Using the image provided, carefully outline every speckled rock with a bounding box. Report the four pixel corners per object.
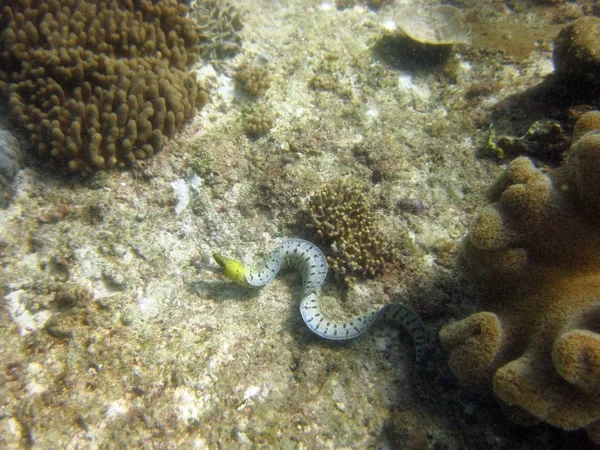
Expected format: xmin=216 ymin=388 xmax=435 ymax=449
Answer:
xmin=0 ymin=125 xmax=23 ymax=208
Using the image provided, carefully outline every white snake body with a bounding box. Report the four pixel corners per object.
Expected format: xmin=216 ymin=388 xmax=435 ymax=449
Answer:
xmin=218 ymin=238 xmax=428 ymax=362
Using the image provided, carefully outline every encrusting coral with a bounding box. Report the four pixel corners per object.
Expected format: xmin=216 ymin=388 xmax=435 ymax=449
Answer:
xmin=439 ymin=111 xmax=600 ymax=442
xmin=0 ymin=0 xmax=207 ymax=173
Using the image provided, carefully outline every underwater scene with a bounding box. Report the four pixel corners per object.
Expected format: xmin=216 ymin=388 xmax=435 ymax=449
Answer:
xmin=1 ymin=0 xmax=600 ymax=448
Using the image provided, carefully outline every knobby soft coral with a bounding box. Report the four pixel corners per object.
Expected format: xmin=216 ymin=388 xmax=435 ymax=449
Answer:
xmin=439 ymin=111 xmax=600 ymax=442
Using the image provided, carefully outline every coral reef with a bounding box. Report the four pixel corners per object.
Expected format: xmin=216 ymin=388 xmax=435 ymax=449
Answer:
xmin=0 ymin=124 xmax=23 ymax=207
xmin=553 ymin=16 xmax=600 ymax=87
xmin=573 ymin=110 xmax=600 ymax=143
xmin=242 ymin=105 xmax=274 ymax=138
xmin=307 ymin=183 xmax=397 ymax=284
xmin=439 ymin=111 xmax=600 ymax=442
xmin=190 ymin=0 xmax=243 ymax=62
xmin=3 ymin=0 xmax=594 ymax=447
xmin=235 ymin=64 xmax=271 ymax=98
xmin=0 ymin=0 xmax=206 ymax=173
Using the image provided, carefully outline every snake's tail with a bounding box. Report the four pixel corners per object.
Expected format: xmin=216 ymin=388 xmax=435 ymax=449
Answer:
xmin=300 ymin=290 xmax=381 ymax=340
xmin=300 ymin=300 xmax=429 ymax=363
xmin=380 ymin=304 xmax=429 ymax=363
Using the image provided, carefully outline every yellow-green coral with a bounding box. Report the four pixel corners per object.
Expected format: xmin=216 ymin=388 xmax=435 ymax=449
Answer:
xmin=307 ymin=183 xmax=396 ymax=284
xmin=0 ymin=0 xmax=205 ymax=173
xmin=440 ymin=111 xmax=600 ymax=443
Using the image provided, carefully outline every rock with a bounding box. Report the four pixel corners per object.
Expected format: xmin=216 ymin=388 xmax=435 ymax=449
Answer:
xmin=0 ymin=125 xmax=23 ymax=208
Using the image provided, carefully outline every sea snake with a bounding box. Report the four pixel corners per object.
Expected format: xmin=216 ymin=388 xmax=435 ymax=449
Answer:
xmin=202 ymin=238 xmax=429 ymax=363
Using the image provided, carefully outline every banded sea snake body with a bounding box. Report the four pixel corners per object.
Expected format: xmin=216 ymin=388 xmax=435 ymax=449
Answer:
xmin=206 ymin=238 xmax=429 ymax=363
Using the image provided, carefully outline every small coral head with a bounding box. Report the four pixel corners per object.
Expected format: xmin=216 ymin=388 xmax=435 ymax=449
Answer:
xmin=212 ymin=253 xmax=251 ymax=288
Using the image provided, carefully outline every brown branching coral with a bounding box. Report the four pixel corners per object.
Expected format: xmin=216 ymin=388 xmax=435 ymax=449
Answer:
xmin=243 ymin=105 xmax=274 ymax=138
xmin=307 ymin=183 xmax=397 ymax=284
xmin=235 ymin=64 xmax=271 ymax=98
xmin=0 ymin=0 xmax=206 ymax=173
xmin=439 ymin=111 xmax=600 ymax=443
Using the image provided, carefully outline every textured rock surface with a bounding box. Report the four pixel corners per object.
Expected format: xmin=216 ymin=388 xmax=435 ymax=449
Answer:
xmin=1 ymin=0 xmax=595 ymax=448
xmin=0 ymin=125 xmax=23 ymax=208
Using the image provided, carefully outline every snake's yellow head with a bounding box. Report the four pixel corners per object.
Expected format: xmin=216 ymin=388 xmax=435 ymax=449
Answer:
xmin=212 ymin=253 xmax=252 ymax=288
